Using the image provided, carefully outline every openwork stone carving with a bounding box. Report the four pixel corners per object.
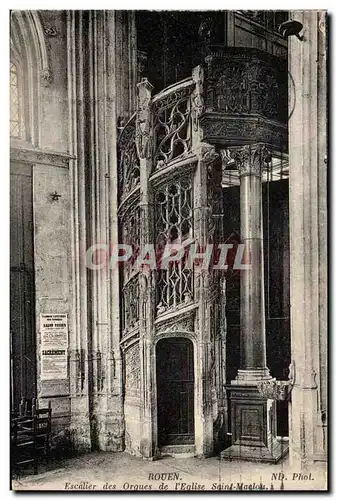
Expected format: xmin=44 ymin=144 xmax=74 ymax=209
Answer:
xmin=120 ymin=203 xmax=140 ymax=282
xmin=155 ymin=176 xmax=193 ymax=313
xmin=118 ymin=114 xmax=140 ymax=198
xmin=153 ymin=80 xmax=194 ymax=168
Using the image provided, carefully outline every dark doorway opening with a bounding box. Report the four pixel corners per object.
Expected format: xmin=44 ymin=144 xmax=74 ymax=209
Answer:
xmin=10 ymin=162 xmax=36 ymax=411
xmin=156 ymin=338 xmax=194 ymax=446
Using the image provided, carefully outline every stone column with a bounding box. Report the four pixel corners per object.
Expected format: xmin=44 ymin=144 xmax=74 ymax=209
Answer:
xmin=92 ymin=10 xmax=125 ymax=452
xmin=136 ymin=78 xmax=155 ymax=459
xmin=234 ymin=144 xmax=271 ymax=383
xmin=67 ymin=10 xmax=91 ymax=451
xmin=288 ymin=11 xmax=327 ymax=470
xmin=194 ymin=142 xmax=218 ymax=458
xmin=67 ymin=10 xmax=131 ymax=453
xmin=221 ymin=144 xmax=287 ymax=463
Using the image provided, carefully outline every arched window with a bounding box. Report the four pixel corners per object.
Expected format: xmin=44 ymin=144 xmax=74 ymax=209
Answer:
xmin=10 ymin=61 xmax=25 ymax=139
xmin=10 ymin=10 xmax=52 ymax=146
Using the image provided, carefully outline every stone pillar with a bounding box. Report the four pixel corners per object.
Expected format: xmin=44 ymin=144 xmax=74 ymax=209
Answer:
xmin=221 ymin=144 xmax=287 ymax=463
xmin=288 ymin=11 xmax=327 ymax=469
xmin=135 ymin=78 xmax=155 ymax=459
xmin=67 ymin=10 xmax=91 ymax=451
xmin=194 ymin=143 xmax=218 ymax=458
xmin=67 ymin=10 xmax=131 ymax=452
xmin=235 ymin=144 xmax=271 ymax=382
xmin=91 ymin=10 xmax=124 ymax=452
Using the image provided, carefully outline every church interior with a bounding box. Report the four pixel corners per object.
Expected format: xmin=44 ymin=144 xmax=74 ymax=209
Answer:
xmin=10 ymin=9 xmax=327 ymax=480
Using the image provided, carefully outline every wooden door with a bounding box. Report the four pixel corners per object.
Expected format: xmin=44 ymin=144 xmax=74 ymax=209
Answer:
xmin=156 ymin=338 xmax=194 ymax=446
xmin=10 ymin=162 xmax=36 ymax=410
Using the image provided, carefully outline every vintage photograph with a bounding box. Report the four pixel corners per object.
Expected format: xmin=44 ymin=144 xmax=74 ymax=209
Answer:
xmin=9 ymin=9 xmax=327 ymax=491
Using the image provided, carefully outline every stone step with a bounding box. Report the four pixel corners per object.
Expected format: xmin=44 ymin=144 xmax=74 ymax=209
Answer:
xmin=160 ymin=444 xmax=195 ymax=457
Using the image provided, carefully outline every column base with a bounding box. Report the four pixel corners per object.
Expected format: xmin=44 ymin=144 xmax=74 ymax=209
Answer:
xmin=232 ymin=368 xmax=272 ymax=385
xmin=222 ymin=384 xmax=288 ymax=464
xmin=221 ymin=439 xmax=289 ymax=463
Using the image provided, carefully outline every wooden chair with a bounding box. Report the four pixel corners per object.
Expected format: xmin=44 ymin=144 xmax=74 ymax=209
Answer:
xmin=18 ymin=399 xmax=29 ymax=417
xmin=32 ymin=401 xmax=52 ymax=465
xmin=11 ymin=400 xmax=52 ymax=475
xmin=11 ymin=415 xmax=38 ymax=474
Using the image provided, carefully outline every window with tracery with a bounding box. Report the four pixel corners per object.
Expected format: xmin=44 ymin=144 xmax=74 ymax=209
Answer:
xmin=10 ymin=62 xmax=25 ymax=139
xmin=155 ymin=177 xmax=194 ymax=312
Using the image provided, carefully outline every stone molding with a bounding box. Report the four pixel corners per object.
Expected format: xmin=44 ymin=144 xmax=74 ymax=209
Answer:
xmin=155 ymin=306 xmax=197 ymax=337
xmin=10 ymin=146 xmax=74 ymax=168
xmin=200 ymin=113 xmax=287 ymax=150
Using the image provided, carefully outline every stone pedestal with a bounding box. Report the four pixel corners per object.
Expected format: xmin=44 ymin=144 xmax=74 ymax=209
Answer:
xmin=221 ymin=144 xmax=284 ymax=462
xmin=222 ymin=386 xmax=288 ymax=462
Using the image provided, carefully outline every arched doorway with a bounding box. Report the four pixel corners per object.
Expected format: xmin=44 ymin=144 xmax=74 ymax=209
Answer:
xmin=156 ymin=337 xmax=194 ymax=446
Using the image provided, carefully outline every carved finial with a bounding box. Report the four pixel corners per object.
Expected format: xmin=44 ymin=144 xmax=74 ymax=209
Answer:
xmin=135 ymin=78 xmax=153 ymax=160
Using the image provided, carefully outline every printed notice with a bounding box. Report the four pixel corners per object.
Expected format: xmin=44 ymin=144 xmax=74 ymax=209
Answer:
xmin=40 ymin=314 xmax=68 ymax=380
xmin=41 ymin=349 xmax=67 ymax=380
xmin=41 ymin=313 xmax=68 ymax=349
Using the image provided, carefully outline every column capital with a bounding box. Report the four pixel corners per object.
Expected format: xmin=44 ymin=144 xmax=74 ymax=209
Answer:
xmin=222 ymin=144 xmax=272 ymax=177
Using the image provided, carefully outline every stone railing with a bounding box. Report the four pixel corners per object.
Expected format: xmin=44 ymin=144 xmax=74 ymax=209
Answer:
xmin=152 ymin=77 xmax=196 ymax=173
xmin=117 ymin=112 xmax=140 ymax=200
xmin=118 ymin=48 xmax=288 ymax=202
xmin=118 ymin=77 xmax=198 ymax=198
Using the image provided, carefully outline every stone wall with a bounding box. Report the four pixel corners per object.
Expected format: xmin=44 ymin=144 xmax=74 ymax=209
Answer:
xmin=288 ymin=10 xmax=327 ymax=467
xmin=10 ymin=9 xmax=137 ymax=455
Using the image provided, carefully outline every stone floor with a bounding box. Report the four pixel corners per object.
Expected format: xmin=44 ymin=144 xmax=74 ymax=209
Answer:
xmin=12 ymin=451 xmax=327 ymax=491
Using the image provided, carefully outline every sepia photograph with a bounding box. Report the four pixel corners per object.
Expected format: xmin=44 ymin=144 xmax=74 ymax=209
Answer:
xmin=9 ymin=8 xmax=328 ymax=491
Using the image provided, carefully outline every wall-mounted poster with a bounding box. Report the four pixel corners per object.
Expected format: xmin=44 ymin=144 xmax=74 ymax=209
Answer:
xmin=41 ymin=349 xmax=67 ymax=381
xmin=40 ymin=314 xmax=68 ymax=380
